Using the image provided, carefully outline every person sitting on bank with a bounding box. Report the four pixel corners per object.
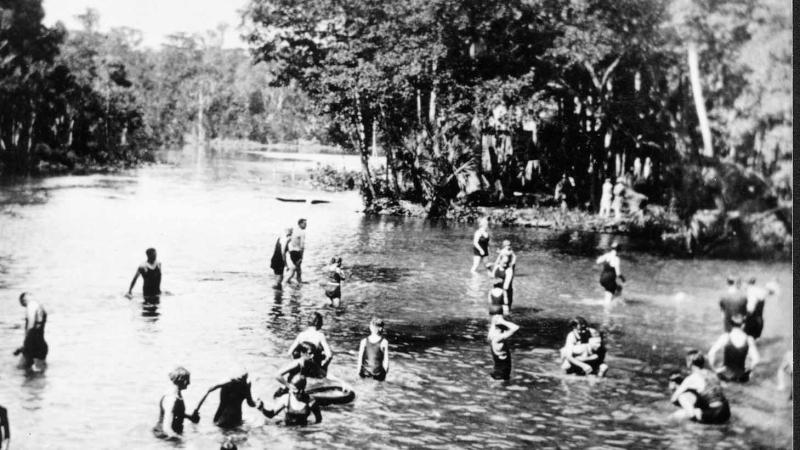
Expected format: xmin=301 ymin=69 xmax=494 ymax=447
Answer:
xmin=323 ymin=257 xmax=346 ymax=307
xmin=153 ymin=367 xmax=199 ymax=440
xmin=488 ymin=315 xmax=520 ymax=380
xmin=669 ymin=350 xmax=730 ymax=424
xmin=194 ymin=368 xmax=258 ymax=429
xmin=258 ymin=375 xmax=322 ymax=426
xmin=487 ymin=281 xmax=510 ymax=318
xmin=356 ymin=318 xmax=389 ymax=381
xmin=287 ymin=312 xmax=333 ymax=378
xmin=127 ymin=247 xmax=162 ymax=304
xmin=707 ymin=314 xmax=760 ymax=383
xmin=14 ymin=292 xmax=48 ymax=371
xmin=560 ymin=317 xmax=608 ymax=376
xmin=270 ymin=228 xmax=292 ymax=289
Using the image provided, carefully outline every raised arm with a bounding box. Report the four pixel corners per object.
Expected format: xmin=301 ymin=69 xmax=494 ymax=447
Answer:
xmin=192 ymin=384 xmax=223 ymax=415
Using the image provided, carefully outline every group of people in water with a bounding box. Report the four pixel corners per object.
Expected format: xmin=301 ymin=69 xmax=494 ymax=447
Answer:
xmin=4 ymin=214 xmax=789 ymax=448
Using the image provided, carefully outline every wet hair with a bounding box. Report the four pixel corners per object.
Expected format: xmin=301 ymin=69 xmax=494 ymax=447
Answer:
xmin=569 ymin=316 xmax=588 ymax=329
xmin=146 ymin=248 xmax=156 ymax=258
xmin=309 ymin=312 xmax=323 ymax=329
xmin=686 ymin=350 xmax=705 ymax=369
xmin=335 ymin=257 xmax=342 ymax=265
xmin=330 ymin=257 xmax=338 ymax=264
xmin=169 ymin=366 xmax=191 ymax=386
xmin=297 ymin=218 xmax=307 ymax=225
xmin=19 ymin=292 xmax=27 ymax=302
xmin=502 ymin=240 xmax=511 ymax=248
xmin=370 ymin=317 xmax=384 ymax=329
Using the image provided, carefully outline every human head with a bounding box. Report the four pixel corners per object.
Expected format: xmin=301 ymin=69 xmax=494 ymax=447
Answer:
xmin=610 ymin=241 xmax=618 ymax=252
xmin=502 ymin=240 xmax=511 ymax=249
xmin=169 ymin=366 xmax=191 ymax=389
xmin=330 ymin=257 xmax=338 ymax=264
xmin=725 ymin=275 xmax=736 ymax=286
xmin=19 ymin=292 xmax=28 ymax=307
xmin=309 ymin=312 xmax=323 ymax=329
xmin=145 ymin=248 xmax=157 ymax=261
xmin=285 ymin=227 xmax=293 ymax=236
xmin=297 ymin=218 xmax=307 ymax=230
xmin=479 ymin=217 xmax=489 ymax=228
xmin=369 ymin=317 xmax=384 ymax=335
xmin=685 ymin=350 xmax=705 ymax=369
xmin=569 ymin=316 xmax=588 ymax=332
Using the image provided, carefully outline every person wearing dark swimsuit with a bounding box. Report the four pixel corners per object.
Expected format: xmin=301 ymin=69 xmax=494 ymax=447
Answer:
xmin=670 ymin=350 xmax=731 ymax=424
xmin=491 ymin=253 xmax=514 ymax=308
xmin=488 ymin=315 xmax=520 ymax=380
xmin=357 ymin=318 xmax=389 ymax=381
xmin=259 ymin=375 xmax=321 ymax=426
xmin=153 ymin=367 xmax=199 ymax=440
xmin=744 ymin=278 xmax=777 ymax=339
xmin=708 ymin=314 xmax=760 ymax=382
xmin=14 ymin=292 xmax=48 ymax=371
xmin=270 ymin=228 xmax=292 ymax=289
xmin=471 ymin=218 xmax=490 ymax=272
xmin=194 ymin=369 xmax=258 ymax=428
xmin=596 ymin=242 xmax=623 ymax=304
xmin=487 ymin=281 xmax=509 ymax=317
xmin=127 ymin=248 xmax=162 ymax=304
xmin=719 ymin=276 xmax=747 ymax=332
xmin=324 ymin=257 xmax=345 ymax=307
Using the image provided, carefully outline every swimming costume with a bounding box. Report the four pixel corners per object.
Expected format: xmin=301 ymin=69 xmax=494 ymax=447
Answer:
xmin=359 ymin=337 xmax=386 ymax=381
xmin=153 ymin=394 xmax=185 ymax=437
xmin=325 ymin=267 xmax=342 ymax=299
xmin=744 ymin=299 xmax=765 ymax=339
xmin=488 ymin=289 xmax=505 ymax=316
xmin=284 ymin=394 xmax=311 ymax=426
xmin=270 ymin=238 xmax=286 ymax=275
xmin=599 ymin=263 xmax=618 ymax=293
xmin=213 ymin=380 xmax=251 ymax=428
xmin=289 ymin=250 xmax=303 ymax=266
xmin=717 ymin=335 xmax=750 ymax=382
xmin=473 ymin=232 xmax=489 ymax=256
xmin=490 ymin=344 xmax=511 ymax=380
xmin=140 ymin=263 xmax=161 ymax=300
xmin=719 ymin=293 xmax=747 ymax=332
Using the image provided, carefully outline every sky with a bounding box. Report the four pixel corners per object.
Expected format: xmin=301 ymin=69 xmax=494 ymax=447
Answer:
xmin=42 ymin=0 xmax=249 ymax=48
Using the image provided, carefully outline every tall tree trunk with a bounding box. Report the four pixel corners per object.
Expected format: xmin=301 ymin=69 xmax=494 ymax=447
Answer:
xmin=687 ymin=42 xmax=713 ymax=158
xmin=353 ymin=90 xmax=376 ymax=201
xmin=26 ymin=110 xmax=36 ymax=153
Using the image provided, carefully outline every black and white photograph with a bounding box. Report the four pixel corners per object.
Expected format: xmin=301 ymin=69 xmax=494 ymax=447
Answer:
xmin=0 ymin=0 xmax=793 ymax=448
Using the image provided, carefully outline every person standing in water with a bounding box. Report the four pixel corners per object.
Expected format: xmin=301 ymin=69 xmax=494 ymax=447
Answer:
xmin=470 ymin=218 xmax=490 ymax=272
xmin=194 ymin=368 xmax=259 ymax=428
xmin=285 ymin=219 xmax=307 ymax=284
xmin=0 ymin=404 xmax=9 ymax=450
xmin=707 ymin=314 xmax=760 ymax=382
xmin=127 ymin=248 xmax=162 ymax=304
xmin=719 ymin=276 xmax=747 ymax=332
xmin=743 ymin=278 xmax=777 ymax=339
xmin=153 ymin=367 xmax=199 ymax=440
xmin=599 ymin=178 xmax=613 ymax=218
xmin=323 ymin=257 xmax=345 ymax=307
xmin=776 ymin=350 xmax=793 ymax=399
xmin=287 ymin=312 xmax=333 ymax=378
xmin=596 ymin=242 xmax=624 ymax=304
xmin=487 ymin=281 xmax=510 ymax=318
xmin=258 ymin=375 xmax=322 ymax=426
xmin=356 ymin=317 xmax=390 ymax=381
xmin=490 ymin=248 xmax=515 ymax=308
xmin=13 ymin=292 xmax=48 ymax=371
xmin=270 ymin=228 xmax=293 ymax=289
xmin=669 ymin=350 xmax=730 ymax=424
xmin=488 ymin=315 xmax=520 ymax=380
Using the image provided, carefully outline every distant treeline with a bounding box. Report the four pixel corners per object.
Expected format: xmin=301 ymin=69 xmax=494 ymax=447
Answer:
xmin=245 ymin=0 xmax=792 ymax=217
xmin=0 ymin=4 xmax=322 ymax=174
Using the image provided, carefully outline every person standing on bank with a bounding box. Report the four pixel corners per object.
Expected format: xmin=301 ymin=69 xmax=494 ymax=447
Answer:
xmin=153 ymin=367 xmax=199 ymax=440
xmin=488 ymin=315 xmax=520 ymax=380
xmin=596 ymin=242 xmax=624 ymax=304
xmin=285 ymin=219 xmax=307 ymax=284
xmin=356 ymin=318 xmax=390 ymax=381
xmin=127 ymin=248 xmax=162 ymax=304
xmin=14 ymin=292 xmax=48 ymax=371
xmin=471 ymin=218 xmax=490 ymax=272
xmin=270 ymin=228 xmax=293 ymax=289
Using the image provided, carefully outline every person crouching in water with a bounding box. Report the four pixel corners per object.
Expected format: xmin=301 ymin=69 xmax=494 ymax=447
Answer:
xmin=323 ymin=257 xmax=345 ymax=307
xmin=153 ymin=367 xmax=199 ymax=440
xmin=669 ymin=350 xmax=730 ymax=424
xmin=356 ymin=317 xmax=389 ymax=381
xmin=194 ymin=368 xmax=259 ymax=429
xmin=596 ymin=242 xmax=624 ymax=304
xmin=488 ymin=315 xmax=520 ymax=380
xmin=560 ymin=317 xmax=608 ymax=376
xmin=707 ymin=314 xmax=760 ymax=382
xmin=14 ymin=292 xmax=48 ymax=371
xmin=258 ymin=375 xmax=321 ymax=426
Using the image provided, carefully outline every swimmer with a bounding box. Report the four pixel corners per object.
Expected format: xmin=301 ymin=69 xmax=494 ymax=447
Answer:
xmin=488 ymin=315 xmax=520 ymax=380
xmin=470 ymin=218 xmax=490 ymax=272
xmin=487 ymin=281 xmax=509 ymax=317
xmin=285 ymin=218 xmax=307 ymax=283
xmin=220 ymin=437 xmax=238 ymax=450
xmin=258 ymin=375 xmax=322 ymax=426
xmin=596 ymin=242 xmax=624 ymax=304
xmin=669 ymin=350 xmax=730 ymax=424
xmin=270 ymin=228 xmax=293 ymax=289
xmin=776 ymin=350 xmax=792 ymax=399
xmin=490 ymin=252 xmax=515 ymax=308
xmin=153 ymin=367 xmax=199 ymax=439
xmin=323 ymin=257 xmax=345 ymax=307
xmin=287 ymin=312 xmax=332 ymax=378
xmin=0 ymin=404 xmax=8 ymax=450
xmin=194 ymin=368 xmax=258 ymax=428
xmin=356 ymin=318 xmax=389 ymax=381
xmin=743 ymin=278 xmax=776 ymax=339
xmin=707 ymin=314 xmax=760 ymax=383
xmin=127 ymin=248 xmax=162 ymax=304
xmin=13 ymin=292 xmax=48 ymax=371
xmin=560 ymin=317 xmax=608 ymax=376
xmin=497 ymin=239 xmax=517 ymax=268
xmin=719 ymin=275 xmax=747 ymax=332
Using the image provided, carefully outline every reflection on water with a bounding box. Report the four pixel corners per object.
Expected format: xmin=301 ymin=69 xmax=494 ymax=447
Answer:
xmin=0 ymin=148 xmax=792 ymax=449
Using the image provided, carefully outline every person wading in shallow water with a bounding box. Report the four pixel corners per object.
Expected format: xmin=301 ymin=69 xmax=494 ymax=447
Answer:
xmin=153 ymin=367 xmax=199 ymax=440
xmin=719 ymin=276 xmax=747 ymax=332
xmin=707 ymin=314 xmax=760 ymax=383
xmin=194 ymin=368 xmax=259 ymax=428
xmin=287 ymin=312 xmax=333 ymax=378
xmin=470 ymin=217 xmax=490 ymax=272
xmin=488 ymin=315 xmax=520 ymax=380
xmin=14 ymin=292 xmax=48 ymax=371
xmin=127 ymin=248 xmax=162 ymax=304
xmin=285 ymin=219 xmax=307 ymax=284
xmin=669 ymin=350 xmax=730 ymax=424
xmin=356 ymin=317 xmax=389 ymax=381
xmin=596 ymin=242 xmax=624 ymax=304
xmin=270 ymin=228 xmax=292 ymax=289
xmin=490 ymin=250 xmax=515 ymax=310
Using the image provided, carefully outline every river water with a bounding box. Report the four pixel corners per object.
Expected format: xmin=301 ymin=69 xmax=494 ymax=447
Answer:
xmin=0 ymin=148 xmax=792 ymax=449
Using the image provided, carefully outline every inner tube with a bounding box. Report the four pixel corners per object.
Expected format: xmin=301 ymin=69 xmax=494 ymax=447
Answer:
xmin=306 ymin=381 xmax=355 ymax=405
